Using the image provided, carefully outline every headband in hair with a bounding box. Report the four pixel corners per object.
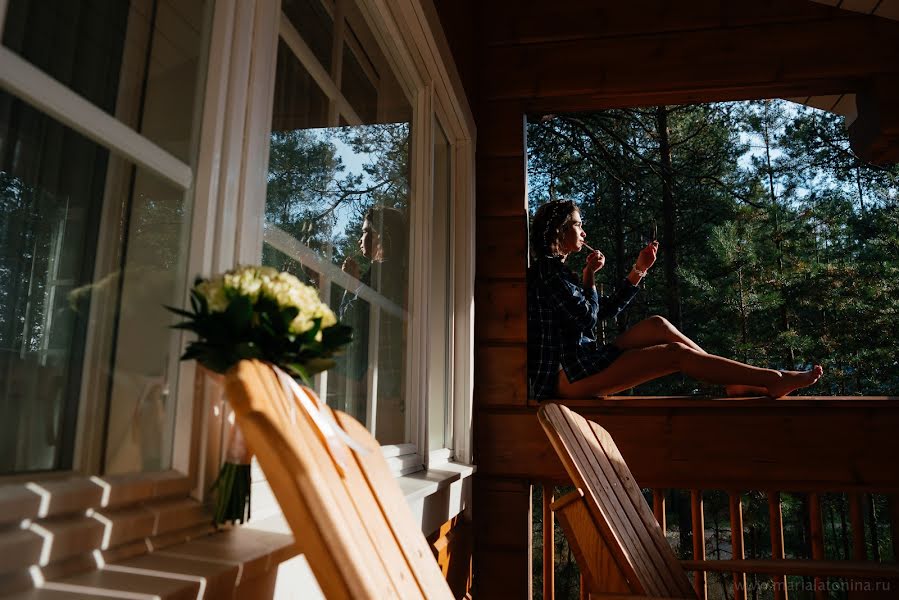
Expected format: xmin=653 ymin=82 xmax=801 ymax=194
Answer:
xmin=539 ymin=201 xmax=575 ymax=254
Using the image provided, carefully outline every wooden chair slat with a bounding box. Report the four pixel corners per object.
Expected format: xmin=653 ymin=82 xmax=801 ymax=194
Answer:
xmin=589 ymin=420 xmax=695 ymax=598
xmin=225 ymin=360 xmax=453 ymax=599
xmin=317 ymin=413 xmax=423 ymax=599
xmin=540 ymin=403 xmax=659 ymax=595
xmin=539 ymin=402 xmax=699 ymax=599
xmin=562 ymin=409 xmax=671 ymax=596
xmin=227 ymin=362 xmax=383 ymax=599
xmin=336 ymin=413 xmax=455 ymax=599
xmin=260 ymin=364 xmax=400 ymax=599
xmin=580 ymin=413 xmax=690 ymax=596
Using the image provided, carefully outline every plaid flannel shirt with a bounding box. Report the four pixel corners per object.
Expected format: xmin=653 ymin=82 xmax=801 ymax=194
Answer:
xmin=527 ymin=255 xmax=639 ymax=399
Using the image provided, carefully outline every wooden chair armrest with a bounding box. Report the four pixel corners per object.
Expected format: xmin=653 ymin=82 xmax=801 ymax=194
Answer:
xmin=549 ymin=488 xmax=584 ymax=512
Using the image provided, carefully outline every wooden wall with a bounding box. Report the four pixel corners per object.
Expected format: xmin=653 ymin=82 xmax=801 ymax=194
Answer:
xmin=427 ymin=516 xmax=474 ymax=599
xmin=432 ymin=0 xmax=899 ymax=597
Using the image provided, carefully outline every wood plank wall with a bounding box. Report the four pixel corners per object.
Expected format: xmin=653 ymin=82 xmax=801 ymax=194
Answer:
xmin=427 ymin=516 xmax=474 ymax=599
xmin=432 ymin=0 xmax=899 ymax=597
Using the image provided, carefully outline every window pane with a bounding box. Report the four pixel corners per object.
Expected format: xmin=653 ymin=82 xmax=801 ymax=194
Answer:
xmin=0 ymin=92 xmax=104 ymax=473
xmin=428 ymin=118 xmax=452 ymax=451
xmin=272 ymin=39 xmax=329 ymax=130
xmin=265 ymin=20 xmax=412 ymax=444
xmin=0 ymin=95 xmax=196 ymax=474
xmin=282 ymin=0 xmax=334 ymax=73
xmin=2 ymin=0 xmax=210 ymax=163
xmin=102 ymin=168 xmax=192 ymax=474
xmin=0 ymin=0 xmax=210 ymax=475
xmin=342 ymin=42 xmax=377 ymax=123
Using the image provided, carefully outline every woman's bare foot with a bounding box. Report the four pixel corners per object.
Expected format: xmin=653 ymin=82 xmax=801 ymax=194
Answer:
xmin=765 ymin=365 xmax=824 ymax=398
xmin=725 ymin=384 xmax=769 ymax=397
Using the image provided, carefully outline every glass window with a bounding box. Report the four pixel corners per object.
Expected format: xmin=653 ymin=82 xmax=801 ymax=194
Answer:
xmin=2 ymin=0 xmax=210 ymax=163
xmin=0 ymin=0 xmax=210 ymax=475
xmin=281 ymin=0 xmax=334 ymax=73
xmin=428 ymin=118 xmax=452 ymax=451
xmin=263 ymin=3 xmax=414 ymax=445
xmin=342 ymin=41 xmax=378 ymax=123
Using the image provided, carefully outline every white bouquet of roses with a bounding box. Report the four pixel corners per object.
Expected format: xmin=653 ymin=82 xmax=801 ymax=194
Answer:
xmin=169 ymin=265 xmax=352 ymax=382
xmin=167 ymin=266 xmax=351 ymax=524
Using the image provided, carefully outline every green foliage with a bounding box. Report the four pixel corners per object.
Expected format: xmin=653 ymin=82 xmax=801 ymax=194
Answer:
xmin=209 ymin=462 xmax=251 ymax=525
xmin=527 ymin=100 xmax=899 ymax=395
xmin=528 ymin=100 xmax=899 ymax=598
xmin=168 ymin=274 xmax=352 ymax=384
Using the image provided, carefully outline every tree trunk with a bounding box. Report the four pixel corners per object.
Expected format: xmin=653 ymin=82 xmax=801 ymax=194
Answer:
xmin=855 ymin=164 xmax=867 ymax=217
xmin=827 ymin=498 xmax=842 ymax=559
xmin=761 ymin=106 xmax=794 ymax=366
xmin=868 ymin=494 xmax=880 ymax=561
xmin=738 ymin=268 xmax=748 ymax=361
xmin=655 ymin=105 xmax=682 ymax=328
xmin=840 ymin=495 xmax=851 ymax=560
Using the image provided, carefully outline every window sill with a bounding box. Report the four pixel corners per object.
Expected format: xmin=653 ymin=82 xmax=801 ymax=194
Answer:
xmin=396 ymin=460 xmax=474 ymax=503
xmin=397 ymin=461 xmax=474 ymax=537
xmin=248 ymin=460 xmax=475 ymax=541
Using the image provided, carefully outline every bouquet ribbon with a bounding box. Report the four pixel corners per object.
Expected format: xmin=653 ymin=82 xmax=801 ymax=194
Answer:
xmin=272 ymin=365 xmax=368 ymax=477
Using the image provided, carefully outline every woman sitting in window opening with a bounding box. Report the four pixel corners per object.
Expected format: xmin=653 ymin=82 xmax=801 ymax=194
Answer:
xmin=527 ymin=199 xmax=823 ymax=400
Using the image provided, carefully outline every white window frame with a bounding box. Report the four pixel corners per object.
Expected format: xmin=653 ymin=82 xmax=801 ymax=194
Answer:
xmin=0 ymin=0 xmax=474 ymax=500
xmin=234 ymin=0 xmax=475 ymax=474
xmin=0 ymin=0 xmax=231 ymax=494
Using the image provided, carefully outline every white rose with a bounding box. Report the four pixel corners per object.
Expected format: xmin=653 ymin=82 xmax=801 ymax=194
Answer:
xmin=197 ymin=278 xmax=228 ymax=313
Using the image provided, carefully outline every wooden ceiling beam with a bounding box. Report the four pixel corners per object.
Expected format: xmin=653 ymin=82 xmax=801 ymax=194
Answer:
xmin=849 ymin=76 xmax=899 ymax=164
xmin=522 ymin=81 xmax=858 ymax=114
xmin=481 ymin=0 xmax=845 ymax=47
xmin=480 ymin=16 xmax=899 ymax=106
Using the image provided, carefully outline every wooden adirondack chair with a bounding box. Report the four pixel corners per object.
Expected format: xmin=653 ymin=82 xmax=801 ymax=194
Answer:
xmin=538 ymin=402 xmax=697 ymax=599
xmin=224 ymin=359 xmax=454 ymax=600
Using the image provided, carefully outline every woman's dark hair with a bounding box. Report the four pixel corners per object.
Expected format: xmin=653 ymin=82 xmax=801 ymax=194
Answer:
xmin=365 ymin=205 xmax=407 ymax=261
xmin=530 ymin=199 xmax=578 ymax=258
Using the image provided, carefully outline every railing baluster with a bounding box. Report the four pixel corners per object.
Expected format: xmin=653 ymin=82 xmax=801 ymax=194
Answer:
xmin=729 ymin=492 xmax=748 ymax=600
xmin=653 ymin=488 xmax=666 ymax=531
xmin=808 ymin=492 xmax=827 ymax=600
xmin=691 ymin=490 xmax=707 ymax=600
xmin=543 ymin=482 xmax=554 ymax=600
xmin=579 ymin=572 xmax=587 ymax=600
xmin=768 ymin=491 xmax=788 ymax=600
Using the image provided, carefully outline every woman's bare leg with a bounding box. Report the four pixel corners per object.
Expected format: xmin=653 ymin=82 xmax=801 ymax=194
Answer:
xmin=612 ymin=316 xmax=771 ymax=397
xmin=557 ymin=342 xmax=823 ymax=398
xmin=613 ymin=315 xmax=705 ymax=352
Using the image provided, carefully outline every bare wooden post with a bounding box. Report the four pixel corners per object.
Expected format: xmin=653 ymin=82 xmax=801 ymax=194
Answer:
xmin=543 ymin=483 xmax=554 ymax=600
xmin=729 ymin=492 xmax=748 ymax=600
xmin=808 ymin=492 xmax=827 ymax=600
xmin=768 ymin=491 xmax=788 ymax=600
xmin=654 ymin=488 xmax=667 ymax=531
xmin=579 ymin=572 xmax=587 ymax=600
xmin=691 ymin=490 xmax=707 ymax=600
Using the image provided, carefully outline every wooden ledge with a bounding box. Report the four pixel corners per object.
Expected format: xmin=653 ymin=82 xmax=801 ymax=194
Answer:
xmin=532 ymin=396 xmax=899 ymax=410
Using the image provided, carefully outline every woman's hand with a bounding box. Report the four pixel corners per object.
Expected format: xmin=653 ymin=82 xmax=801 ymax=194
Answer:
xmin=635 ymin=241 xmax=659 ymax=271
xmin=583 ymin=250 xmax=606 ymax=275
xmin=342 ymin=256 xmax=360 ymax=280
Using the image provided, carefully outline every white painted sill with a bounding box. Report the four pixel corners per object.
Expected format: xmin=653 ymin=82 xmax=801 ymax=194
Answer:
xmin=248 ymin=460 xmax=475 ymax=539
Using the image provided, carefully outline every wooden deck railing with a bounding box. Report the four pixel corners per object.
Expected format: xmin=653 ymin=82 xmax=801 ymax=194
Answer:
xmin=528 ymin=397 xmax=899 ymax=600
